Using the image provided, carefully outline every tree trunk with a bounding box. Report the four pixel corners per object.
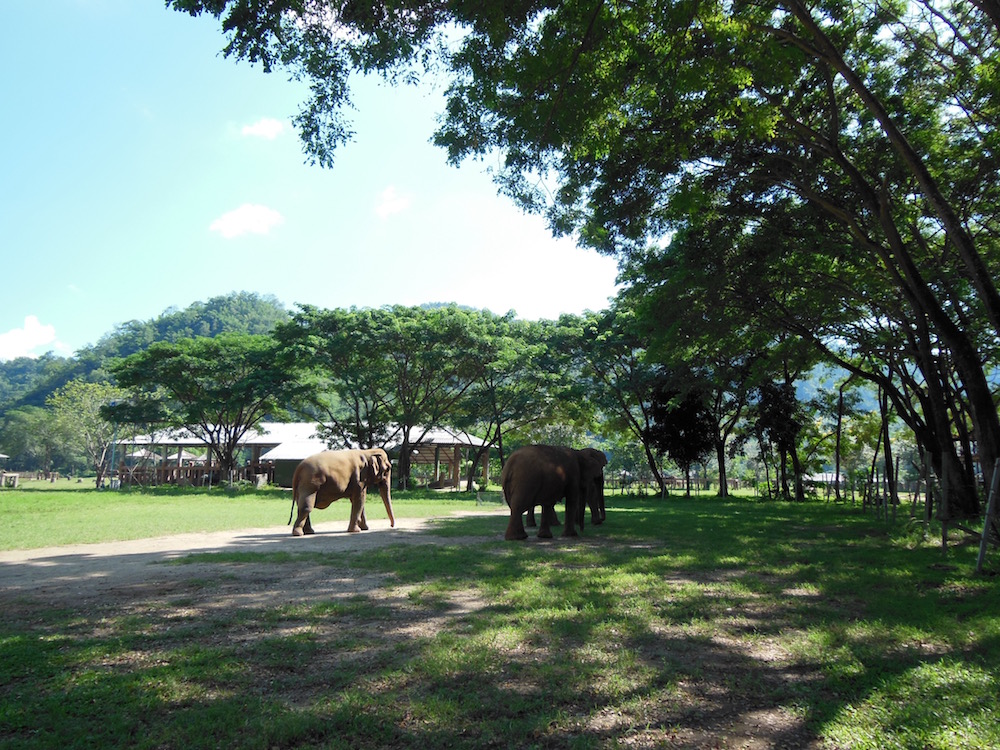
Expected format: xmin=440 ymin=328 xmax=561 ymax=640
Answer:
xmin=716 ymin=438 xmax=729 ymax=498
xmin=642 ymin=442 xmax=665 ymax=495
xmin=778 ymin=448 xmax=791 ymax=501
xmin=396 ymin=436 xmax=412 ymax=491
xmin=880 ymin=387 xmax=895 ymax=512
xmin=834 ymin=377 xmax=852 ymax=503
xmin=789 ymin=444 xmax=805 ymax=502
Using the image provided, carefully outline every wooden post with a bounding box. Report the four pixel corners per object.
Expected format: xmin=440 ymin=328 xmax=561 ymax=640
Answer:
xmin=976 ymin=459 xmax=1000 ymax=574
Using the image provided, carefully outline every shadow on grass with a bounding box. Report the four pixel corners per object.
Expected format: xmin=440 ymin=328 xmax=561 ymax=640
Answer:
xmin=0 ymin=496 xmax=997 ymax=749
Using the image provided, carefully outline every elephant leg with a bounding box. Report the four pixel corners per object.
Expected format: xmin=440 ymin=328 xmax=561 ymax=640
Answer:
xmin=562 ymin=489 xmax=581 ymax=538
xmin=347 ymin=490 xmax=367 ymax=533
xmin=542 ymin=505 xmax=561 ymax=528
xmin=538 ymin=503 xmax=555 ymax=538
xmin=525 ymin=506 xmax=537 ymax=527
xmin=358 ymin=507 xmax=369 ymax=531
xmin=292 ymin=492 xmax=317 ymax=536
xmin=505 ymin=499 xmax=529 ymax=541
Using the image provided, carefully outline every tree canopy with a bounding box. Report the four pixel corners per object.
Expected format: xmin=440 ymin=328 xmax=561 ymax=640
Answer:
xmin=106 ymin=333 xmax=305 ymax=477
xmin=276 ymin=305 xmax=549 ymax=488
xmin=168 ymin=0 xmax=1000 ymax=520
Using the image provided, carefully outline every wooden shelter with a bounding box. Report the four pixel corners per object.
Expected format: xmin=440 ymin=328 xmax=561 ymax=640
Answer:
xmin=115 ymin=422 xmax=323 ymax=486
xmin=118 ymin=422 xmax=491 ymax=488
xmin=259 ymin=423 xmax=490 ymax=489
xmin=392 ymin=426 xmax=490 ymax=490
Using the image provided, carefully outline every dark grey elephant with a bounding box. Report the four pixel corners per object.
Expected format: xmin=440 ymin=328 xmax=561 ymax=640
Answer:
xmin=501 ymin=444 xmax=608 ymax=540
xmin=289 ymin=448 xmax=395 ymax=535
xmin=575 ymin=447 xmax=608 ymax=526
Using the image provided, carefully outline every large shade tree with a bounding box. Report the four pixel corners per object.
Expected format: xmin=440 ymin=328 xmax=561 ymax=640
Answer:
xmin=172 ymin=0 xmax=1000 ymax=520
xmin=277 ymin=305 xmax=492 ymax=489
xmin=453 ymin=315 xmax=561 ymax=479
xmin=276 ymin=305 xmax=397 ymax=449
xmin=107 ymin=333 xmax=305 ymax=479
xmin=646 ymin=376 xmax=717 ymax=496
xmin=557 ymin=309 xmax=666 ymax=490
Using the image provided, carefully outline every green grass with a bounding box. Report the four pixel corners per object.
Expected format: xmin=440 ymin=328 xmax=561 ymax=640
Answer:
xmin=0 ymin=479 xmax=490 ymax=549
xmin=1 ymin=487 xmax=998 ymax=748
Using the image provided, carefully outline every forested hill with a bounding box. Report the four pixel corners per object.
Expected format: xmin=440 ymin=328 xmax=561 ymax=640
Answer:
xmin=0 ymin=292 xmax=288 ymax=412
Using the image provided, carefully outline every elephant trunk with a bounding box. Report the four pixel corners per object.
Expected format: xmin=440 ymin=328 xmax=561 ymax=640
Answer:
xmin=380 ymin=481 xmax=396 ymax=527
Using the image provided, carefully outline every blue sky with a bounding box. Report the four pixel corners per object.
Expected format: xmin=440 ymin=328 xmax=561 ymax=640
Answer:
xmin=0 ymin=1 xmax=620 ymax=361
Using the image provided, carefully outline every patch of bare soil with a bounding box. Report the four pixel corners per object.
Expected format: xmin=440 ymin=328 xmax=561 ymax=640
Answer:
xmin=0 ymin=514 xmax=454 ymax=607
xmin=0 ymin=509 xmax=827 ymax=749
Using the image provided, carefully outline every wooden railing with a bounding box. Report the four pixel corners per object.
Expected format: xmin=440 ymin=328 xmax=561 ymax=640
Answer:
xmin=115 ymin=462 xmax=275 ymax=487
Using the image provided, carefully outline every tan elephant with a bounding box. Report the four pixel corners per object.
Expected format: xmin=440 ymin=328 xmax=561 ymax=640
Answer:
xmin=501 ymin=444 xmax=607 ymax=540
xmin=289 ymin=448 xmax=395 ymax=535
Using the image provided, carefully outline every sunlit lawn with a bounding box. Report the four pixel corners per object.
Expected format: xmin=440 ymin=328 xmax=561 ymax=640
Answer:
xmin=0 ymin=478 xmax=491 ymax=550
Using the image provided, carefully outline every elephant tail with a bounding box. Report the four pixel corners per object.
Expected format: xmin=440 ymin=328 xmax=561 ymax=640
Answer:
xmin=288 ymin=473 xmax=298 ymax=525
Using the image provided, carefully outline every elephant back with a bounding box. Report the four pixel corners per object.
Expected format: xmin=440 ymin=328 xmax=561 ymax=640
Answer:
xmin=502 ymin=444 xmax=580 ymax=488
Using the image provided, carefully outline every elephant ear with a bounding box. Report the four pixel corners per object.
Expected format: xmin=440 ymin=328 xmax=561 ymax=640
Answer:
xmin=590 ymin=449 xmax=607 ymax=469
xmin=370 ymin=452 xmax=390 ymax=482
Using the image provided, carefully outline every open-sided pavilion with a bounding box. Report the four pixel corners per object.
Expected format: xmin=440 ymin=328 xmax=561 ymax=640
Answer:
xmin=117 ymin=422 xmax=490 ymax=488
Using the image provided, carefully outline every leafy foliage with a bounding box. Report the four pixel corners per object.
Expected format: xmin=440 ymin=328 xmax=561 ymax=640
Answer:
xmin=645 ymin=377 xmax=717 ymax=493
xmin=107 ymin=333 xmax=306 ymax=477
xmin=277 ymin=305 xmax=556 ymax=488
xmin=164 ymin=1 xmax=1000 ymax=519
xmin=47 ymin=380 xmax=129 ymax=487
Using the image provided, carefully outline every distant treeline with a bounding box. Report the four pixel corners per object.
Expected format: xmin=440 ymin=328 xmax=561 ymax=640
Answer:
xmin=0 ymin=292 xmax=289 ymax=412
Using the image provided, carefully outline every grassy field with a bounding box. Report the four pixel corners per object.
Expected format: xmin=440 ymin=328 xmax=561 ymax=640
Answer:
xmin=0 ymin=478 xmax=485 ymax=550
xmin=1 ymin=481 xmax=998 ymax=748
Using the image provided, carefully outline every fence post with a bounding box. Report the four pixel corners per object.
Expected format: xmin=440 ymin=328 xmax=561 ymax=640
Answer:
xmin=976 ymin=459 xmax=1000 ymax=574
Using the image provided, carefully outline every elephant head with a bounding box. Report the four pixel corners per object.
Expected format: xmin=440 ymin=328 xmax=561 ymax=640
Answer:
xmin=575 ymin=448 xmax=608 ymax=526
xmin=363 ymin=448 xmax=394 ymax=523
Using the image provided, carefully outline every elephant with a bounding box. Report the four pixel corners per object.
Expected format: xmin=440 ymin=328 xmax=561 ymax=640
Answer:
xmin=289 ymin=448 xmax=395 ymax=536
xmin=501 ymin=444 xmax=608 ymax=541
xmin=525 ymin=447 xmax=608 ymax=530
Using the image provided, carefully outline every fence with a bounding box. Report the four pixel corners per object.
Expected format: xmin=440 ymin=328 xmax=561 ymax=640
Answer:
xmin=115 ymin=462 xmax=275 ymax=487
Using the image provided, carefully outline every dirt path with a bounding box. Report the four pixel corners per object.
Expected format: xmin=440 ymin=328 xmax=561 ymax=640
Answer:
xmin=0 ymin=510 xmax=508 ymax=605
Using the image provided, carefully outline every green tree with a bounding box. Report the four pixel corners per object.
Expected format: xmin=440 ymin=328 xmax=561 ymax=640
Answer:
xmin=560 ymin=309 xmax=665 ymax=489
xmin=171 ymin=0 xmax=1000 ymax=520
xmin=0 ymin=405 xmax=71 ymax=474
xmin=646 ymin=378 xmax=717 ymax=496
xmin=751 ymin=380 xmax=807 ymax=501
xmin=107 ymin=333 xmax=304 ymax=480
xmin=278 ymin=305 xmax=492 ymax=489
xmin=453 ymin=315 xmax=557 ymax=484
xmin=276 ymin=306 xmax=396 ymax=449
xmin=47 ymin=380 xmax=129 ymax=488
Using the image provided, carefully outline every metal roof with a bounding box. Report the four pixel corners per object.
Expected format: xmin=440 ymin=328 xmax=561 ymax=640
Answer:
xmin=124 ymin=422 xmax=488 ymax=461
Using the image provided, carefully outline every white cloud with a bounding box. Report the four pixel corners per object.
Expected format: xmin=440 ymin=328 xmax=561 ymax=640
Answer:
xmin=0 ymin=315 xmax=58 ymax=361
xmin=241 ymin=117 xmax=286 ymax=139
xmin=209 ymin=204 xmax=285 ymax=239
xmin=375 ymin=186 xmax=412 ymax=219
